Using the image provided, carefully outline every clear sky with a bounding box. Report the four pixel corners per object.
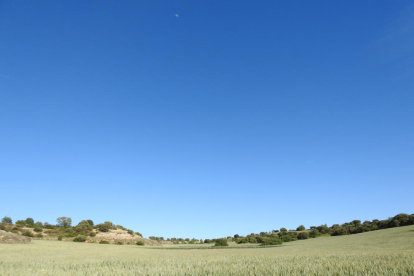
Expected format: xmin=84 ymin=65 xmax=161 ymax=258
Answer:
xmin=1 ymin=1 xmax=413 ymax=239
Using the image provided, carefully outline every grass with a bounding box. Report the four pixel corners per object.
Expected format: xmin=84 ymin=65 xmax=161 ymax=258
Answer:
xmin=0 ymin=225 xmax=413 ymax=275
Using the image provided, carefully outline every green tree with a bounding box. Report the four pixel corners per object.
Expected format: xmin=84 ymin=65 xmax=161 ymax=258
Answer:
xmin=56 ymin=217 xmax=72 ymax=227
xmin=1 ymin=216 xmax=12 ymax=224
xmin=280 ymin=227 xmax=287 ymax=232
xmin=296 ymin=225 xmax=305 ymax=231
xmin=215 ymin=239 xmax=228 ymax=246
xmin=25 ymin=217 xmax=34 ymax=225
xmin=75 ymin=220 xmax=93 ymax=233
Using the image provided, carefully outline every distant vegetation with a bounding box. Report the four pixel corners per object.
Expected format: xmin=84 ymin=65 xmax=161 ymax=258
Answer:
xmin=1 ymin=213 xmax=413 ymax=246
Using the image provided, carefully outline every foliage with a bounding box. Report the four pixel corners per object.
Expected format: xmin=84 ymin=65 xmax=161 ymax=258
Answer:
xmin=215 ymin=239 xmax=228 ymax=246
xmin=1 ymin=216 xmax=12 ymax=224
xmin=21 ymin=230 xmax=34 ymax=237
xmin=33 ymin=226 xmax=43 ymax=233
xmin=280 ymin=227 xmax=287 ymax=232
xmin=56 ymin=217 xmax=72 ymax=228
xmin=309 ymin=229 xmax=320 ymax=238
xmin=99 ymin=240 xmax=110 ymax=244
xmin=136 ymin=240 xmax=145 ymax=246
xmin=57 ymin=235 xmax=63 ymax=241
xmin=73 ymin=235 xmax=87 ymax=242
xmin=115 ymin=240 xmax=124 ymax=245
xmin=261 ymin=237 xmax=283 ymax=246
xmin=25 ymin=218 xmax=34 ymax=225
xmin=297 ymin=232 xmax=309 ymax=240
xmin=296 ymin=225 xmax=306 ymax=231
xmin=89 ymin=231 xmax=96 ymax=237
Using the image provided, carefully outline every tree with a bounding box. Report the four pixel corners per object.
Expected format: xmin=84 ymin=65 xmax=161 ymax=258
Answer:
xmin=215 ymin=239 xmax=228 ymax=246
xmin=56 ymin=217 xmax=72 ymax=227
xmin=309 ymin=229 xmax=320 ymax=238
xmin=25 ymin=217 xmax=34 ymax=225
xmin=75 ymin=220 xmax=93 ymax=233
xmin=296 ymin=225 xmax=305 ymax=231
xmin=280 ymin=227 xmax=287 ymax=232
xmin=1 ymin=216 xmax=12 ymax=224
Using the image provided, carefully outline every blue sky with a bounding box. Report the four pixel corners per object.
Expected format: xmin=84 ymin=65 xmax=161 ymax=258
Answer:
xmin=1 ymin=1 xmax=413 ymax=239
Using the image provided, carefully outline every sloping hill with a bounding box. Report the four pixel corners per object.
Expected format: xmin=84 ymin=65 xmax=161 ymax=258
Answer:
xmin=0 ymin=230 xmax=31 ymax=244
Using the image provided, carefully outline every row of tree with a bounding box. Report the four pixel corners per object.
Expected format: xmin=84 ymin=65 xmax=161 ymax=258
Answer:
xmin=0 ymin=216 xmax=142 ymax=238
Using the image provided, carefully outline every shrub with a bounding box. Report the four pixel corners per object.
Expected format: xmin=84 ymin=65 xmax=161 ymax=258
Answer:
xmin=309 ymin=229 xmax=320 ymax=238
xmin=215 ymin=239 xmax=228 ymax=246
xmin=296 ymin=225 xmax=306 ymax=231
xmin=280 ymin=228 xmax=287 ymax=232
xmin=57 ymin=235 xmax=63 ymax=241
xmin=0 ymin=223 xmax=5 ymax=230
xmin=99 ymin=240 xmax=110 ymax=244
xmin=136 ymin=240 xmax=145 ymax=246
xmin=73 ymin=235 xmax=87 ymax=242
xmin=115 ymin=240 xmax=124 ymax=245
xmin=261 ymin=237 xmax=283 ymax=246
xmin=135 ymin=232 xmax=142 ymax=237
xmin=22 ymin=231 xmax=34 ymax=237
xmin=127 ymin=230 xmax=134 ymax=236
xmin=89 ymin=231 xmax=96 ymax=237
xmin=35 ymin=233 xmax=43 ymax=238
xmin=33 ymin=226 xmax=43 ymax=233
xmin=297 ymin=232 xmax=309 ymax=240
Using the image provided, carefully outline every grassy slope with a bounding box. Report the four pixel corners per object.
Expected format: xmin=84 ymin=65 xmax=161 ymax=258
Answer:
xmin=0 ymin=225 xmax=413 ymax=275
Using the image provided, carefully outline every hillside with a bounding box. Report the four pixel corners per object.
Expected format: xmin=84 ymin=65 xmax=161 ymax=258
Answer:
xmin=0 ymin=230 xmax=31 ymax=244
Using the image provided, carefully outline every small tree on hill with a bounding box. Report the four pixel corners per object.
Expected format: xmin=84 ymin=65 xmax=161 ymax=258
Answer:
xmin=57 ymin=217 xmax=72 ymax=228
xmin=296 ymin=225 xmax=305 ymax=231
xmin=1 ymin=216 xmax=12 ymax=224
xmin=25 ymin=218 xmax=34 ymax=226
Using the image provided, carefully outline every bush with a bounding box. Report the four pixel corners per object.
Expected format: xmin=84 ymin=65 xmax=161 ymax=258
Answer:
xmin=89 ymin=231 xmax=96 ymax=237
xmin=261 ymin=237 xmax=283 ymax=246
xmin=297 ymin=232 xmax=309 ymax=240
xmin=0 ymin=223 xmax=5 ymax=230
xmin=309 ymin=229 xmax=320 ymax=238
xmin=35 ymin=233 xmax=43 ymax=238
xmin=99 ymin=240 xmax=110 ymax=244
xmin=215 ymin=239 xmax=228 ymax=246
xmin=280 ymin=228 xmax=287 ymax=232
xmin=22 ymin=231 xmax=34 ymax=237
xmin=115 ymin=240 xmax=124 ymax=245
xmin=296 ymin=225 xmax=306 ymax=231
xmin=58 ymin=235 xmax=63 ymax=241
xmin=33 ymin=226 xmax=43 ymax=233
xmin=136 ymin=240 xmax=145 ymax=246
xmin=73 ymin=235 xmax=87 ymax=242
xmin=127 ymin=230 xmax=134 ymax=236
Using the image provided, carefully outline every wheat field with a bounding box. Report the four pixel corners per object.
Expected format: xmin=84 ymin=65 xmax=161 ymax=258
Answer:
xmin=1 ymin=225 xmax=413 ymax=275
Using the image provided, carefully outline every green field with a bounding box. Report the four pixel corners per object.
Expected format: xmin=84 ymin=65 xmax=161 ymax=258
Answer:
xmin=1 ymin=225 xmax=413 ymax=275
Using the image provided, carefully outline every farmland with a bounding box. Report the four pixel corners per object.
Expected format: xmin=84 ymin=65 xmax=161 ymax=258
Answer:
xmin=1 ymin=225 xmax=413 ymax=275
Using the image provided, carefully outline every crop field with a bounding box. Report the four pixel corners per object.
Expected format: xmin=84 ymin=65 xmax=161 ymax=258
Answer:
xmin=1 ymin=225 xmax=413 ymax=275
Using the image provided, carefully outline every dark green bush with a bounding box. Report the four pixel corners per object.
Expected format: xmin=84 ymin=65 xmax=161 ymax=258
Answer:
xmin=89 ymin=231 xmax=96 ymax=237
xmin=136 ymin=240 xmax=145 ymax=246
xmin=296 ymin=225 xmax=306 ymax=231
xmin=309 ymin=229 xmax=320 ymax=238
xmin=215 ymin=238 xmax=228 ymax=246
xmin=127 ymin=230 xmax=134 ymax=236
xmin=261 ymin=237 xmax=282 ymax=246
xmin=33 ymin=226 xmax=43 ymax=233
xmin=73 ymin=235 xmax=87 ymax=242
xmin=297 ymin=232 xmax=309 ymax=240
xmin=115 ymin=240 xmax=124 ymax=245
xmin=22 ymin=230 xmax=34 ymax=237
xmin=35 ymin=233 xmax=43 ymax=238
xmin=58 ymin=235 xmax=63 ymax=241
xmin=99 ymin=240 xmax=110 ymax=244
